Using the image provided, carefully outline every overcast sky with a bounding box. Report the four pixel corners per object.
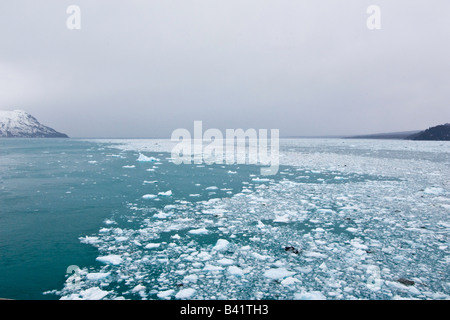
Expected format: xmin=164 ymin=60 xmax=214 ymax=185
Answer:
xmin=1 ymin=1 xmax=449 ymax=138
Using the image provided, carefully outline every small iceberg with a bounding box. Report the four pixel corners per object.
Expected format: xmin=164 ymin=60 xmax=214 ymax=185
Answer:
xmin=137 ymin=153 xmax=159 ymax=162
xmin=188 ymin=227 xmax=209 ymax=235
xmin=263 ymin=268 xmax=295 ymax=280
xmin=142 ymin=194 xmax=157 ymax=200
xmin=96 ymin=255 xmax=123 ymax=265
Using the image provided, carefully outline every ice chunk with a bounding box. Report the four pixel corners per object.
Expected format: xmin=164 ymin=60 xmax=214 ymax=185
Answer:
xmin=217 ymin=258 xmax=234 ymax=266
xmin=86 ymin=272 xmax=110 ymax=281
xmin=61 ymin=287 xmax=110 ymax=300
xmin=131 ymin=285 xmax=146 ymax=293
xmin=145 ymin=243 xmax=161 ymax=249
xmin=157 ymin=289 xmax=175 ymax=299
xmin=142 ymin=194 xmax=157 ymax=200
xmin=183 ymin=274 xmax=198 ymax=283
xmin=175 ymin=288 xmax=196 ymax=299
xmin=228 ymin=266 xmax=245 ymax=276
xmin=423 ymin=187 xmax=444 ymax=195
xmin=79 ymin=236 xmax=101 ymax=245
xmin=137 ymin=153 xmax=159 ymax=162
xmin=273 ymin=215 xmax=290 ymax=223
xmin=203 ymin=264 xmax=224 ymax=272
xmin=213 ymin=239 xmax=230 ymax=251
xmin=188 ymin=228 xmax=209 ymax=235
xmin=304 ymin=251 xmax=327 ymax=259
xmin=96 ymin=255 xmax=123 ymax=265
xmin=158 ymin=190 xmax=173 ymax=196
xmin=294 ymin=291 xmax=326 ymax=300
xmin=264 ymin=268 xmax=295 ymax=280
xmin=281 ymin=277 xmax=300 ymax=286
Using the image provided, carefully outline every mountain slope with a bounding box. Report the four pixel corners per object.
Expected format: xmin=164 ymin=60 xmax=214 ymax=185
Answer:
xmin=0 ymin=110 xmax=68 ymax=138
xmin=406 ymin=123 xmax=450 ymax=141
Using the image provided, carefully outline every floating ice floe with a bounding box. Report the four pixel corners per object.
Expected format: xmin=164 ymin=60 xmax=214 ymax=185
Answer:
xmin=281 ymin=277 xmax=300 ymax=286
xmin=273 ymin=215 xmax=290 ymax=223
xmin=157 ymin=289 xmax=175 ymax=299
xmin=294 ymin=291 xmax=326 ymax=300
xmin=86 ymin=272 xmax=110 ymax=281
xmin=142 ymin=194 xmax=157 ymax=200
xmin=217 ymin=258 xmax=234 ymax=266
xmin=79 ymin=236 xmax=101 ymax=245
xmin=137 ymin=153 xmax=159 ymax=162
xmin=213 ymin=239 xmax=230 ymax=251
xmin=228 ymin=266 xmax=246 ymax=277
xmin=144 ymin=243 xmax=161 ymax=249
xmin=175 ymin=288 xmax=196 ymax=299
xmin=188 ymin=227 xmax=209 ymax=235
xmin=96 ymin=255 xmax=123 ymax=265
xmin=264 ymin=268 xmax=295 ymax=280
xmin=60 ymin=287 xmax=110 ymax=300
xmin=423 ymin=187 xmax=445 ymax=195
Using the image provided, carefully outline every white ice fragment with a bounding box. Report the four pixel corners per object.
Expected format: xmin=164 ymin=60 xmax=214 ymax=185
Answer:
xmin=213 ymin=239 xmax=230 ymax=251
xmin=183 ymin=274 xmax=198 ymax=283
xmin=281 ymin=277 xmax=300 ymax=286
xmin=142 ymin=194 xmax=157 ymax=200
xmin=228 ymin=266 xmax=245 ymax=276
xmin=131 ymin=285 xmax=146 ymax=293
xmin=79 ymin=287 xmax=110 ymax=300
xmin=79 ymin=236 xmax=101 ymax=245
xmin=145 ymin=243 xmax=161 ymax=249
xmin=96 ymin=255 xmax=123 ymax=265
xmin=217 ymin=258 xmax=234 ymax=266
xmin=423 ymin=187 xmax=444 ymax=195
xmin=86 ymin=272 xmax=110 ymax=281
xmin=350 ymin=239 xmax=369 ymax=250
xmin=294 ymin=291 xmax=326 ymax=300
xmin=304 ymin=251 xmax=327 ymax=259
xmin=157 ymin=289 xmax=175 ymax=299
xmin=273 ymin=215 xmax=290 ymax=223
xmin=137 ymin=153 xmax=159 ymax=162
xmin=188 ymin=228 xmax=209 ymax=235
xmin=203 ymin=264 xmax=224 ymax=272
xmin=175 ymin=288 xmax=196 ymax=299
xmin=264 ymin=268 xmax=295 ymax=280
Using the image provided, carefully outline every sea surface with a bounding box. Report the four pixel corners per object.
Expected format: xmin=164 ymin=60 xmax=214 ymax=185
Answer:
xmin=0 ymin=138 xmax=449 ymax=300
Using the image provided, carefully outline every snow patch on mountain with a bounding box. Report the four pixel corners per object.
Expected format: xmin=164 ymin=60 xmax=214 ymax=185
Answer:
xmin=0 ymin=110 xmax=68 ymax=138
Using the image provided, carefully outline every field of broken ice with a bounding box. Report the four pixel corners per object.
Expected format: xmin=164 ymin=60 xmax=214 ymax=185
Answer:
xmin=1 ymin=138 xmax=449 ymax=300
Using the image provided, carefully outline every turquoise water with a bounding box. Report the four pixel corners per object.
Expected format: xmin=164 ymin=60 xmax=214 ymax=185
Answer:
xmin=0 ymin=139 xmax=448 ymax=300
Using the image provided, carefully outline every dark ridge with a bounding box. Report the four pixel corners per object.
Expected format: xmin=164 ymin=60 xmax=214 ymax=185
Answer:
xmin=406 ymin=123 xmax=450 ymax=141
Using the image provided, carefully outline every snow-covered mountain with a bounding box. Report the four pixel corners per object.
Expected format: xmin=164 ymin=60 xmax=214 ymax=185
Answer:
xmin=0 ymin=110 xmax=68 ymax=138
